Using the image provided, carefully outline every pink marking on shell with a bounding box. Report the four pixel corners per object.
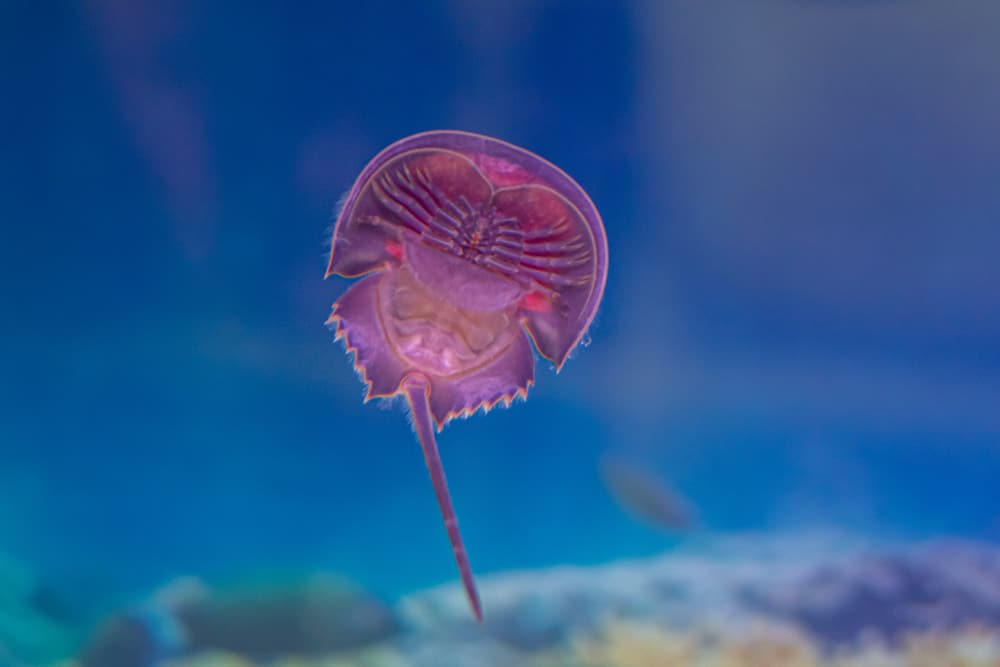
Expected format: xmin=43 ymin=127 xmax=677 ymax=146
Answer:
xmin=473 ymin=153 xmax=536 ymax=187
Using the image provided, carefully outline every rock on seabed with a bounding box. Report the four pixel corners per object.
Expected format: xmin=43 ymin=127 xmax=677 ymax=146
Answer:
xmin=398 ymin=533 xmax=1000 ymax=653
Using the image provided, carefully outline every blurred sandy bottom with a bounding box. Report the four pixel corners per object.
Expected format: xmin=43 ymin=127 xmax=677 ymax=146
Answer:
xmin=156 ymin=627 xmax=1000 ymax=667
xmin=8 ymin=533 xmax=1000 ymax=667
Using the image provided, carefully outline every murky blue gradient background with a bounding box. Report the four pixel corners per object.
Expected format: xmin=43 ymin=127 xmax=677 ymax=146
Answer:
xmin=2 ymin=1 xmax=998 ymax=602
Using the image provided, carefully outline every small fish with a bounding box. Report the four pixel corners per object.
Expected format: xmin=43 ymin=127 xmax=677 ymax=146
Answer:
xmin=324 ymin=131 xmax=609 ymax=621
xmin=599 ymin=454 xmax=697 ymax=533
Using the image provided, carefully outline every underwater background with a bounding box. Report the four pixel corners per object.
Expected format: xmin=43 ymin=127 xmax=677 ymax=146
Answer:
xmin=2 ymin=1 xmax=999 ymax=666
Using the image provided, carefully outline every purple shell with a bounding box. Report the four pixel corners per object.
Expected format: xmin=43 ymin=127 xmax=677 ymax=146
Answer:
xmin=326 ymin=130 xmax=608 ymax=422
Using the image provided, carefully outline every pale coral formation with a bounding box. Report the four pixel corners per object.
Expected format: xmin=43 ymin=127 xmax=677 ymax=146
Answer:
xmin=566 ymin=620 xmax=700 ymax=666
xmin=541 ymin=620 xmax=1000 ymax=667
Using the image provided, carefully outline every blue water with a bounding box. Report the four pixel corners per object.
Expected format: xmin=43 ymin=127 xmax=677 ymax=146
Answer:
xmin=2 ymin=0 xmax=999 ymax=607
